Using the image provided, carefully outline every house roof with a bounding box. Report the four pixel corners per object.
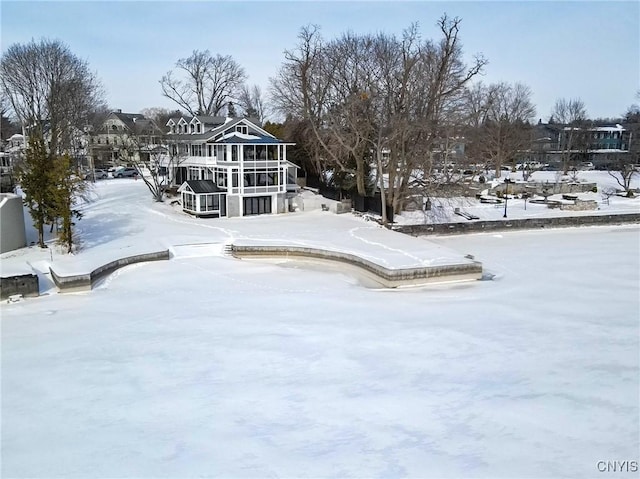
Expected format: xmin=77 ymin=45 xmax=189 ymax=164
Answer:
xmin=193 ymin=116 xmax=227 ymax=126
xmin=111 ymin=112 xmax=145 ymax=130
xmin=217 ymin=132 xmax=287 ymax=144
xmin=108 ymin=112 xmax=163 ymax=135
xmin=166 ymin=117 xmax=288 ymax=145
xmin=180 ymin=180 xmax=226 ymax=194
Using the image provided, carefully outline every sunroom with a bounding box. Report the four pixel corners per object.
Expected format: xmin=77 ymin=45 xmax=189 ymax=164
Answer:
xmin=178 ymin=180 xmax=227 ymax=217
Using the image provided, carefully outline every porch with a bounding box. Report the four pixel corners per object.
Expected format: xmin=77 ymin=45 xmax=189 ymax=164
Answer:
xmin=178 ymin=180 xmax=227 ymax=217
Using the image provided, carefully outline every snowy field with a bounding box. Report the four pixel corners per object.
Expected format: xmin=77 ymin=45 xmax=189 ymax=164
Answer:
xmin=1 ymin=180 xmax=639 ymax=478
xmin=395 ymin=170 xmax=640 ymax=225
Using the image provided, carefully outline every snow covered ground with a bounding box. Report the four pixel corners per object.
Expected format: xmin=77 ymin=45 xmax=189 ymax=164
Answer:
xmin=1 ymin=180 xmax=639 ymax=478
xmin=1 ymin=180 xmax=474 ymax=281
xmin=395 ymin=170 xmax=640 ymax=225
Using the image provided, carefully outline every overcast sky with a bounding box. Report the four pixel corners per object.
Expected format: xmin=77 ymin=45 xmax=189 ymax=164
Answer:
xmin=2 ymin=1 xmax=638 ymax=121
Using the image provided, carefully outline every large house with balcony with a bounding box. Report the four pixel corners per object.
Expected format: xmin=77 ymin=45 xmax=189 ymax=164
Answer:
xmin=556 ymin=123 xmax=631 ymax=166
xmin=520 ymin=122 xmax=633 ymax=169
xmin=89 ymin=110 xmax=163 ymax=169
xmin=165 ymin=115 xmax=297 ymax=217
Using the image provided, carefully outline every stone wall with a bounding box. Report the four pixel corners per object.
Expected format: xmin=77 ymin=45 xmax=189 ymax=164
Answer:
xmin=560 ymin=200 xmax=598 ymax=211
xmin=1 ymin=274 xmax=39 ymax=300
xmin=50 ymin=250 xmax=170 ymax=293
xmin=491 ymin=181 xmax=597 ymax=196
xmin=393 ymin=213 xmax=640 ymax=236
xmin=231 ymin=244 xmax=482 ymax=287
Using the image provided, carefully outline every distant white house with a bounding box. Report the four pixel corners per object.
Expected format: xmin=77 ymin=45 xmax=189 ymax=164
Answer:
xmin=165 ymin=115 xmax=298 ymax=217
xmin=2 ymin=134 xmax=25 ymax=173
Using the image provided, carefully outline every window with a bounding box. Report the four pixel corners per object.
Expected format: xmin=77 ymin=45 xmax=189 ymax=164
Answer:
xmin=231 ymin=145 xmax=238 ymax=161
xmin=183 ymin=192 xmax=195 ymax=211
xmin=215 ymin=145 xmax=228 ymax=161
xmin=243 ymin=196 xmax=272 ymax=216
xmin=256 ymin=169 xmax=267 ymax=186
xmin=188 ymin=167 xmax=201 ymax=180
xmin=236 ymin=125 xmax=248 ymax=135
xmin=243 ymin=145 xmax=256 ymax=161
xmin=244 ymin=171 xmax=255 ymax=187
xmin=191 ymin=144 xmax=202 ymax=156
xmin=216 ymin=171 xmax=227 ymax=187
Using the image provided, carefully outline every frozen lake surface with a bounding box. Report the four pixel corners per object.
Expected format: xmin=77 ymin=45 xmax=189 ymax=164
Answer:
xmin=1 ymin=181 xmax=638 ymax=478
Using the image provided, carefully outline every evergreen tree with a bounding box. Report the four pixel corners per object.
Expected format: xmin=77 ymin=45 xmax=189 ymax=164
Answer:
xmin=262 ymin=121 xmax=285 ymax=138
xmin=49 ymin=154 xmax=86 ymax=253
xmin=17 ymin=133 xmax=54 ymax=248
xmin=2 ymin=38 xmax=105 ymax=252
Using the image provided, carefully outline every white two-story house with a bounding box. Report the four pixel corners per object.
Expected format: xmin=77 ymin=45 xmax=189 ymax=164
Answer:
xmin=166 ymin=115 xmax=297 ymax=217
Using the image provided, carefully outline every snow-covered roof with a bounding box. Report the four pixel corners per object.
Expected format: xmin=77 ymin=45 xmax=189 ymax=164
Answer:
xmin=217 ymin=132 xmax=285 ymax=144
xmin=563 ymin=124 xmax=625 ymax=132
xmin=593 ymin=124 xmax=625 ymax=132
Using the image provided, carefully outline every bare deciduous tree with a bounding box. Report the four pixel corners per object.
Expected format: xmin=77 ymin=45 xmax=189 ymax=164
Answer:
xmin=608 ymin=160 xmax=638 ymax=197
xmin=270 ymin=15 xmax=486 ymax=218
xmin=160 ymin=50 xmax=246 ymax=116
xmin=465 ymin=82 xmax=536 ymax=177
xmin=118 ymin=122 xmax=186 ymax=202
xmin=139 ymin=107 xmax=182 ymax=129
xmin=1 ymin=38 xmax=104 ymax=249
xmin=601 ymin=186 xmax=617 ymax=205
xmin=551 ymin=98 xmax=589 ymax=174
xmin=237 ymin=84 xmax=268 ymax=124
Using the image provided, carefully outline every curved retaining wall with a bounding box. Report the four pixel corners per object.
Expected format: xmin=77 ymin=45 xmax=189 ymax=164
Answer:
xmin=231 ymin=245 xmax=482 ymax=287
xmin=0 ymin=274 xmax=39 ymax=300
xmin=393 ymin=213 xmax=640 ymax=236
xmin=50 ymin=250 xmax=170 ymax=293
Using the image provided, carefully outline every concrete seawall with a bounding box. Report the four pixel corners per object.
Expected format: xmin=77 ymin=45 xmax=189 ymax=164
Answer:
xmin=231 ymin=245 xmax=483 ymax=287
xmin=393 ymin=213 xmax=640 ymax=236
xmin=50 ymin=250 xmax=170 ymax=293
xmin=0 ymin=274 xmax=39 ymax=300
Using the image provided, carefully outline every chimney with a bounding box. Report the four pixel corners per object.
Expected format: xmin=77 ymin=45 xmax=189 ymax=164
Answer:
xmin=116 ymin=109 xmax=122 ymax=113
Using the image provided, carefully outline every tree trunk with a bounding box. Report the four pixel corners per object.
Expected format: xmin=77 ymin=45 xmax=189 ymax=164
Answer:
xmin=376 ymin=148 xmax=387 ymax=225
xmin=355 ymin=156 xmax=366 ymax=196
xmin=38 ymin=223 xmax=45 ymax=248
